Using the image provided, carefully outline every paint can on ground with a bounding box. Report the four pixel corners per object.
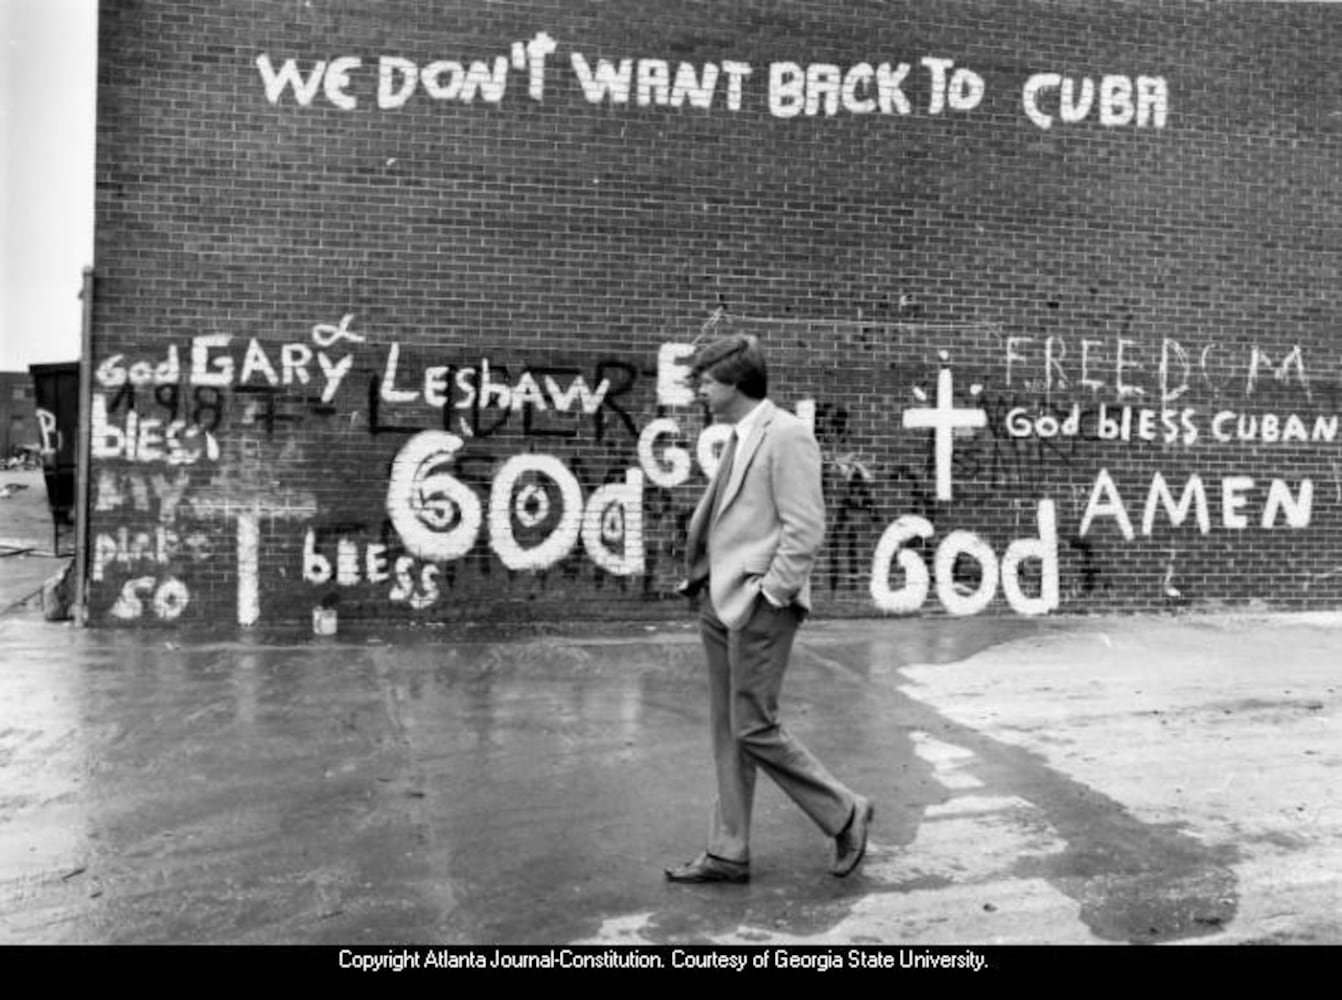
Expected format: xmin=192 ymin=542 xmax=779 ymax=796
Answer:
xmin=313 ymin=607 xmax=338 ymax=636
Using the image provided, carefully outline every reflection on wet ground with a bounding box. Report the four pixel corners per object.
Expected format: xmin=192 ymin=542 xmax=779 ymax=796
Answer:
xmin=1 ymin=613 xmax=1337 ymax=944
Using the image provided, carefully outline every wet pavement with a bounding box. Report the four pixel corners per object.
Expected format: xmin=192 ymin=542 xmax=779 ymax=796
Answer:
xmin=0 ymin=468 xmax=65 ymax=617
xmin=1 ymin=589 xmax=1340 ymax=947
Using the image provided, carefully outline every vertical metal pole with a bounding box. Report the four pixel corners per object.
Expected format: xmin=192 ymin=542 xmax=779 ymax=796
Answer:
xmin=73 ymin=266 xmax=94 ymax=626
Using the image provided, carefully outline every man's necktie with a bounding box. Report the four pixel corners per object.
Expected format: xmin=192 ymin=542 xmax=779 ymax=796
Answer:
xmin=711 ymin=429 xmax=738 ymax=520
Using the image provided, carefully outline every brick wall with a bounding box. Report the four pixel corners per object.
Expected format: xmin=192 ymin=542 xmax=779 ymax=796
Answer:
xmin=90 ymin=0 xmax=1342 ymax=627
xmin=0 ymin=374 xmax=39 ymax=459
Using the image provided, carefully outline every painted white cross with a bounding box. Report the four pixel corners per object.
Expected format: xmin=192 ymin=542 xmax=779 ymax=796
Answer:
xmin=901 ymin=367 xmax=986 ymax=501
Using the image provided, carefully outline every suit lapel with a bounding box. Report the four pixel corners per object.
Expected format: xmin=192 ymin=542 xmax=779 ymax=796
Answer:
xmin=715 ymin=400 xmax=773 ymax=521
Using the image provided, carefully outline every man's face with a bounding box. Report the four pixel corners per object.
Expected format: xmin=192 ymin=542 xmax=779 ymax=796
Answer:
xmin=697 ymin=371 xmax=738 ymax=421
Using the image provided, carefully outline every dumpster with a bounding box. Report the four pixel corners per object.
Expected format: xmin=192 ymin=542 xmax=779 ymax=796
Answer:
xmin=28 ymin=362 xmax=79 ymax=557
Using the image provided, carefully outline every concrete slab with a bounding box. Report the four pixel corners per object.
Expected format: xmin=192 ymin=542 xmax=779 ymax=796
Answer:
xmin=0 ymin=605 xmax=1339 ymax=947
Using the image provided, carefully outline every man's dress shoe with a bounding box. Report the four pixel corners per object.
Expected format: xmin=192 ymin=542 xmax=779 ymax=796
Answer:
xmin=831 ymin=795 xmax=874 ymax=877
xmin=664 ymin=852 xmax=750 ymax=884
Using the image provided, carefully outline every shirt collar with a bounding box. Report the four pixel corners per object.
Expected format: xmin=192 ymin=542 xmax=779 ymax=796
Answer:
xmin=732 ymin=398 xmax=767 ymax=444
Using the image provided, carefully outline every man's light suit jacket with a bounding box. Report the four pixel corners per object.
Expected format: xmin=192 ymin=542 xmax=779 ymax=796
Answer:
xmin=684 ymin=399 xmax=826 ymax=631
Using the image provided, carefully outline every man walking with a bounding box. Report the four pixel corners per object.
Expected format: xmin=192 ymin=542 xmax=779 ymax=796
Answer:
xmin=666 ymin=334 xmax=873 ymax=884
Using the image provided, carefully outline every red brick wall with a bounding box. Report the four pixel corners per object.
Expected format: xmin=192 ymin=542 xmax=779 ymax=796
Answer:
xmin=89 ymin=0 xmax=1342 ymax=627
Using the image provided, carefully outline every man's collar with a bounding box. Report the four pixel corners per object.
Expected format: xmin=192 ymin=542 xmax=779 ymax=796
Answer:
xmin=731 ymin=398 xmax=768 ymax=440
